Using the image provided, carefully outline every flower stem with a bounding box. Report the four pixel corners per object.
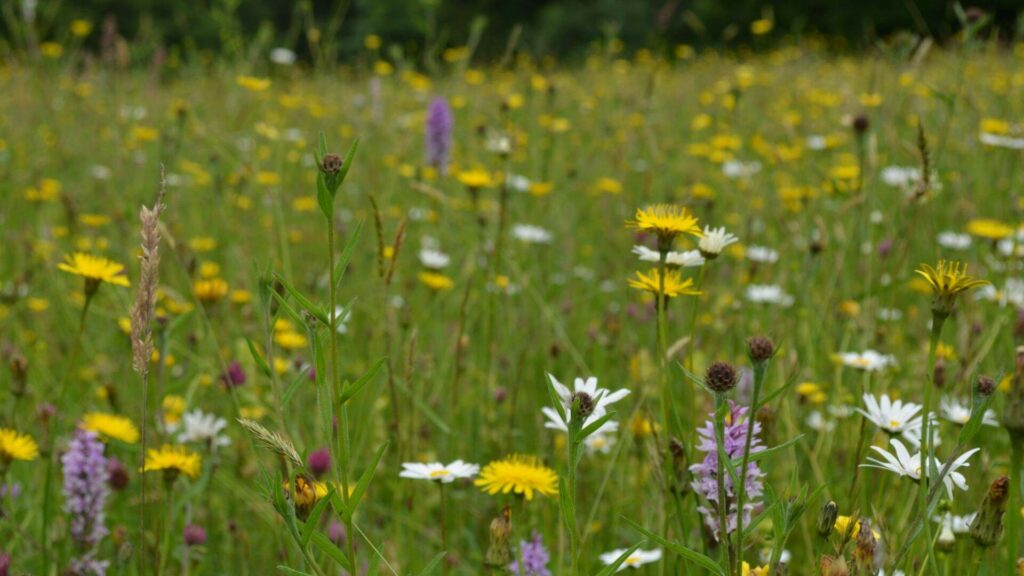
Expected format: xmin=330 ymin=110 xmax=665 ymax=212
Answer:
xmin=916 ymin=315 xmax=946 ymax=572
xmin=735 ymin=360 xmax=767 ymax=567
xmin=713 ymin=393 xmax=736 ymax=574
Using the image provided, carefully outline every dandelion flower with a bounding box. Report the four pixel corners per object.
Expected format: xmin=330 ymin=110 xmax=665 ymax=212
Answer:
xmin=285 ymin=476 xmax=329 ymax=509
xmin=194 ymin=278 xmax=229 ymax=303
xmin=58 ymin=253 xmax=130 ymax=289
xmin=142 ymin=444 xmax=202 ymax=480
xmin=399 ymin=460 xmax=479 ymax=483
xmin=418 ymin=271 xmax=454 ymax=291
xmin=627 ymin=204 xmax=701 ymax=245
xmin=82 ymin=413 xmax=140 ymax=444
xmin=456 ymin=168 xmax=496 ymax=189
xmin=628 ymin=269 xmax=700 ymax=298
xmin=916 ymin=260 xmax=988 ymax=317
xmin=474 ymin=455 xmax=558 ymax=501
xmin=0 ymin=428 xmax=39 ymax=462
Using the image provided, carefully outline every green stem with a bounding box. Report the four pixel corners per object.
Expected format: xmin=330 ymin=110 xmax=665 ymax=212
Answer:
xmin=916 ymin=315 xmax=946 ymax=573
xmin=713 ymin=393 xmax=736 ymax=575
xmin=1009 ymin=441 xmax=1022 ymax=575
xmin=439 ymin=483 xmax=449 ymax=576
xmin=735 ymin=360 xmax=767 ymax=566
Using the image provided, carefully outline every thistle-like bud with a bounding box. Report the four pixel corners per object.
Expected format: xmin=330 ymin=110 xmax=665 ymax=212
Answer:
xmin=852 ymin=114 xmax=869 ymax=135
xmin=747 ymin=336 xmax=774 ymax=362
xmin=571 ymin=391 xmax=595 ymax=422
xmin=320 ymin=153 xmax=343 ymax=175
xmin=705 ymin=361 xmax=738 ymax=394
xmin=817 ymin=501 xmax=838 ymax=538
xmin=977 ymin=375 xmax=996 ymax=397
xmin=484 ymin=506 xmax=513 ymax=567
xmin=970 ymin=476 xmax=1009 ymax=548
xmin=8 ymin=353 xmax=27 ymax=397
xmin=933 ymin=359 xmax=946 ymax=389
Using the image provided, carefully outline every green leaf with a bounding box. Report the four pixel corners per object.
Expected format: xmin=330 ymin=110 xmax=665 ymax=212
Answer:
xmin=277 ymin=566 xmax=314 ymax=576
xmin=246 ymin=337 xmax=272 ymax=377
xmin=334 ymin=138 xmax=360 ymax=192
xmin=333 ymin=220 xmax=365 ymax=290
xmin=579 ymin=411 xmax=616 ymax=440
xmin=415 ymin=552 xmax=447 ymax=575
xmin=273 ymin=272 xmax=329 ymax=327
xmin=300 ymin=487 xmax=335 ymax=547
xmin=624 ymin=518 xmax=725 ymax=575
xmin=282 ymin=365 xmax=311 ymax=406
xmin=317 ymin=171 xmax=333 ymax=222
xmin=308 ymin=530 xmax=352 ymax=567
xmin=594 ymin=541 xmax=645 ymax=576
xmin=339 ymin=358 xmax=386 ymax=404
xmin=340 ymin=442 xmax=389 ymax=522
xmin=545 ymin=375 xmax=567 ymax=423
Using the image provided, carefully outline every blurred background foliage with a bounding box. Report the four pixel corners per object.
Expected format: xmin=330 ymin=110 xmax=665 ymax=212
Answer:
xmin=1 ymin=0 xmax=1023 ymax=66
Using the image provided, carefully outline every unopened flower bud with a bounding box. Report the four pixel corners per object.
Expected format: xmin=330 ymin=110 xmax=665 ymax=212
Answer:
xmin=936 ymin=520 xmax=956 ymax=553
xmin=852 ymin=519 xmax=876 ymax=572
xmin=321 ymin=153 xmax=343 ymax=175
xmin=819 ymin=555 xmax=849 ymax=576
xmin=1002 ymin=347 xmax=1024 ymax=435
xmin=817 ymin=501 xmax=838 ymax=538
xmin=933 ymin=359 xmax=946 ymax=389
xmin=571 ymin=391 xmax=595 ymax=421
xmin=484 ymin=506 xmax=513 ymax=567
xmin=977 ymin=375 xmax=996 ymax=397
xmin=705 ymin=361 xmax=738 ymax=394
xmin=853 ymin=115 xmax=869 ymax=135
xmin=747 ymin=336 xmax=774 ymax=362
xmin=970 ymin=476 xmax=1009 ymax=548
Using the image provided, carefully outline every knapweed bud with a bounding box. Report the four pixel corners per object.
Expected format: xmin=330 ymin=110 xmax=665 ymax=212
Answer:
xmin=819 ymin=555 xmax=849 ymax=576
xmin=852 ymin=518 xmax=876 ymax=573
xmin=106 ymin=457 xmax=129 ymax=491
xmin=853 ymin=114 xmax=869 ymax=135
xmin=183 ymin=524 xmax=207 ymax=546
xmin=817 ymin=501 xmax=838 ymax=538
xmin=571 ymin=391 xmax=595 ymax=421
xmin=321 ymin=153 xmax=343 ymax=175
xmin=747 ymin=336 xmax=774 ymax=362
xmin=970 ymin=476 xmax=1009 ymax=548
xmin=307 ymin=448 xmax=331 ymax=478
xmin=705 ymin=361 xmax=738 ymax=394
xmin=977 ymin=375 xmax=996 ymax=397
xmin=484 ymin=506 xmax=513 ymax=567
xmin=933 ymin=359 xmax=946 ymax=389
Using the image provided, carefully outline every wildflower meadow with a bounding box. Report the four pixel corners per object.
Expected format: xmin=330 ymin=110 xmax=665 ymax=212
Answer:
xmin=1 ymin=4 xmax=1024 ymax=576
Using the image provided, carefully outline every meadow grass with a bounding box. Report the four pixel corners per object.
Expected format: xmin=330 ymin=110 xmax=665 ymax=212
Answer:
xmin=0 ymin=34 xmax=1023 ymax=575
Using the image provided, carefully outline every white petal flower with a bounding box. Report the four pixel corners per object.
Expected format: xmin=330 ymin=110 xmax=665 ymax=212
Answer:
xmin=745 ymin=284 xmax=794 ymax=307
xmin=418 ymin=248 xmax=450 ymax=269
xmin=858 ymin=393 xmax=922 ymax=433
xmin=939 ymin=397 xmax=998 ymax=427
xmin=631 ymin=245 xmax=704 ymax=267
xmin=178 ymin=410 xmax=231 ymax=449
xmin=399 ymin=460 xmax=479 ymax=483
xmin=745 ymin=245 xmax=778 ymax=263
xmin=599 ymin=548 xmax=662 ymax=570
xmin=698 ymin=226 xmax=739 ymax=256
xmin=512 ymin=224 xmax=552 ymax=244
xmin=837 ymin=351 xmax=896 ymax=372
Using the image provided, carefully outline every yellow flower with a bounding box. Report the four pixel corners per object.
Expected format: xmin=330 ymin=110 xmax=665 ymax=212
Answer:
xmin=628 ymin=269 xmax=701 ymax=298
xmin=475 ymin=455 xmax=559 ymax=501
xmin=742 ymin=562 xmax=770 ymax=576
xmin=456 ymin=168 xmax=496 ymax=189
xmin=236 ymin=75 xmax=271 ymax=92
xmin=82 ymin=412 xmax=140 ymax=443
xmin=143 ymin=444 xmax=202 ymax=479
xmin=285 ymin=476 xmax=329 ymax=509
xmin=796 ymin=382 xmax=827 ymax=404
xmin=162 ymin=395 xmax=186 ymax=427
xmin=70 ymin=19 xmax=93 ymax=37
xmin=966 ymin=218 xmax=1014 ymax=240
xmin=750 ymin=18 xmax=774 ymax=35
xmin=915 ymin=260 xmax=988 ymax=317
xmin=364 ymin=34 xmax=382 ymax=50
xmin=627 ymin=205 xmax=702 ymax=244
xmin=418 ymin=271 xmax=454 ymax=291
xmin=0 ymin=428 xmax=39 ymax=462
xmin=194 ymin=278 xmax=229 ymax=303
xmin=58 ymin=253 xmax=130 ymax=288
xmin=274 ymin=330 xmax=309 ymax=350
xmin=41 ymin=42 xmax=64 ymax=58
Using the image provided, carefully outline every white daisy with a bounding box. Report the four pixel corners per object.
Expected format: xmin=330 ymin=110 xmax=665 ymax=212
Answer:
xmin=177 ymin=410 xmax=231 ymax=449
xmin=858 ymin=393 xmax=922 ymax=433
xmin=419 ymin=248 xmax=450 ymax=269
xmin=541 ymin=408 xmax=619 ymax=454
xmin=599 ymin=548 xmax=662 ymax=570
xmin=506 ymin=173 xmax=532 ymax=192
xmin=698 ymin=226 xmax=739 ymax=257
xmin=512 ymin=224 xmax=552 ymax=244
xmin=975 ymin=279 xmax=1024 ymax=308
xmin=547 ymin=375 xmax=629 ymax=417
xmin=631 ymin=245 xmax=705 ymax=267
xmin=270 ymin=47 xmax=297 ymax=66
xmin=805 ymin=411 xmax=835 ymax=432
xmin=399 ymin=460 xmax=479 ymax=483
xmin=722 ymin=159 xmax=761 ymax=179
xmin=936 ymin=231 xmax=972 ymax=251
xmin=939 ymin=397 xmax=998 ymax=427
xmin=806 ymin=135 xmax=828 ymax=150
xmin=745 ymin=284 xmax=794 ymax=307
xmin=980 ymin=132 xmax=1024 ymax=150
xmin=862 ymin=438 xmax=979 ymax=500
xmin=880 ymin=166 xmax=919 ymax=188
xmin=837 ymin=350 xmax=896 ymax=372
xmin=746 ymin=245 xmax=779 ymax=263
xmin=932 ymin=512 xmax=976 ymax=534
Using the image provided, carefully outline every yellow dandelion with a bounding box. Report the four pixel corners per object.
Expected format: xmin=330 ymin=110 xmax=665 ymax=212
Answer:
xmin=194 ymin=278 xmax=229 ymax=303
xmin=628 ymin=269 xmax=701 ymax=298
xmin=143 ymin=444 xmax=202 ymax=479
xmin=81 ymin=412 xmax=140 ymax=444
xmin=627 ymin=204 xmax=702 ymax=244
xmin=0 ymin=428 xmax=39 ymax=462
xmin=162 ymin=395 xmax=186 ymax=427
xmin=456 ymin=168 xmax=496 ymax=189
xmin=58 ymin=253 xmax=130 ymax=289
xmin=915 ymin=260 xmax=988 ymax=317
xmin=475 ymin=455 xmax=559 ymax=501
xmin=274 ymin=330 xmax=309 ymax=350
xmin=966 ymin=218 xmax=1014 ymax=240
xmin=418 ymin=271 xmax=454 ymax=291
xmin=236 ymin=75 xmax=271 ymax=92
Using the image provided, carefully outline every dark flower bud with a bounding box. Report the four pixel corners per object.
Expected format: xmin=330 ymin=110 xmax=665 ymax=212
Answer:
xmin=221 ymin=361 xmax=246 ymax=388
xmin=321 ymin=153 xmax=343 ymax=175
xmin=571 ymin=391 xmax=595 ymax=421
xmin=817 ymin=501 xmax=838 ymax=538
xmin=107 ymin=457 xmax=130 ymax=491
xmin=853 ymin=115 xmax=869 ymax=135
xmin=977 ymin=375 xmax=996 ymax=397
xmin=705 ymin=361 xmax=738 ymax=393
xmin=747 ymin=336 xmax=774 ymax=362
xmin=970 ymin=476 xmax=1009 ymax=548
xmin=183 ymin=524 xmax=207 ymax=546
xmin=933 ymin=359 xmax=946 ymax=389
xmin=9 ymin=353 xmax=27 ymax=397
xmin=493 ymin=387 xmax=507 ymax=403
xmin=0 ymin=552 xmax=8 ymax=576
xmin=307 ymin=448 xmax=331 ymax=478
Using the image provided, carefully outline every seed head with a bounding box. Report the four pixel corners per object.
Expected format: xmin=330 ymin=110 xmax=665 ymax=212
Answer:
xmin=571 ymin=391 xmax=595 ymax=421
xmin=705 ymin=361 xmax=738 ymax=394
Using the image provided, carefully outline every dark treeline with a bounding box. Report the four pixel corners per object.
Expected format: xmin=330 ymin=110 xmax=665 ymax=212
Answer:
xmin=3 ymin=0 xmax=1023 ymax=64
